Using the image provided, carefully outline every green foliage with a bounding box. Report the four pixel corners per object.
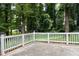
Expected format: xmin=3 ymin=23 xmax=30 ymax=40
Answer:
xmin=38 ymin=13 xmax=53 ymax=32
xmin=0 ymin=3 xmax=79 ymax=35
xmin=27 ymin=13 xmax=38 ymax=32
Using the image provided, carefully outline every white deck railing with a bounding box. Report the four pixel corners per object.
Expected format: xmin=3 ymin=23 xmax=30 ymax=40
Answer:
xmin=0 ymin=32 xmax=79 ymax=55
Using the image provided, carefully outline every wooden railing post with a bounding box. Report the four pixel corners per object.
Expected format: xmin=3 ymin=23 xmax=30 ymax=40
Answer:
xmin=1 ymin=34 xmax=5 ymax=55
xmin=66 ymin=33 xmax=69 ymax=45
xmin=33 ymin=31 xmax=35 ymax=41
xmin=22 ymin=34 xmax=24 ymax=46
xmin=48 ymin=33 xmax=49 ymax=43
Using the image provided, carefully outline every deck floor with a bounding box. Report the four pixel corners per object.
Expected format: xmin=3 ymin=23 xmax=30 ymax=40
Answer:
xmin=5 ymin=42 xmax=79 ymax=56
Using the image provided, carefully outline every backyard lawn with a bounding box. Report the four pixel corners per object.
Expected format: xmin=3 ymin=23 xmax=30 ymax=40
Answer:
xmin=35 ymin=34 xmax=79 ymax=42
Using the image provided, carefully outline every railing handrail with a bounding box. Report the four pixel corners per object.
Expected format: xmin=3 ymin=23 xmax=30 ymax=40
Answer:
xmin=5 ymin=33 xmax=32 ymax=38
xmin=35 ymin=32 xmax=79 ymax=34
xmin=5 ymin=35 xmax=22 ymax=38
xmin=3 ymin=32 xmax=79 ymax=41
xmin=4 ymin=32 xmax=79 ymax=39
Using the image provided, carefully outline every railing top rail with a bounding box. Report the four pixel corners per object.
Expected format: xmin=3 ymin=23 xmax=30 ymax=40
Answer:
xmin=35 ymin=32 xmax=79 ymax=34
xmin=2 ymin=32 xmax=79 ymax=39
xmin=23 ymin=33 xmax=33 ymax=35
xmin=5 ymin=33 xmax=32 ymax=38
xmin=5 ymin=35 xmax=22 ymax=38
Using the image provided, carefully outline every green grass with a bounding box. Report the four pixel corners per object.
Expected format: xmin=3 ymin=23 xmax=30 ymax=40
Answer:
xmin=35 ymin=34 xmax=79 ymax=42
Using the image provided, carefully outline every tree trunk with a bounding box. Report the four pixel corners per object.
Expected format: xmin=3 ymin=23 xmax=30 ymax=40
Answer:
xmin=64 ymin=4 xmax=69 ymax=32
xmin=76 ymin=4 xmax=79 ymax=26
xmin=45 ymin=3 xmax=56 ymax=30
xmin=5 ymin=4 xmax=9 ymax=35
xmin=10 ymin=28 xmax=12 ymax=35
xmin=20 ymin=4 xmax=25 ymax=34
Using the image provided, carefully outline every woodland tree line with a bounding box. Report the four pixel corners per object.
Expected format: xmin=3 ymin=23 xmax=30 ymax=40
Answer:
xmin=0 ymin=3 xmax=79 ymax=35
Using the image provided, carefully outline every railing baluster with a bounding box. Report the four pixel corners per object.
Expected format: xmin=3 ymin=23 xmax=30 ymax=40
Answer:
xmin=6 ymin=38 xmax=8 ymax=48
xmin=22 ymin=34 xmax=24 ymax=46
xmin=54 ymin=34 xmax=55 ymax=40
xmin=15 ymin=37 xmax=16 ymax=45
xmin=74 ymin=34 xmax=75 ymax=43
xmin=16 ymin=37 xmax=18 ymax=45
xmin=72 ymin=34 xmax=73 ymax=43
xmin=64 ymin=34 xmax=65 ymax=41
xmin=73 ymin=34 xmax=74 ymax=43
xmin=8 ymin=38 xmax=10 ymax=48
xmin=1 ymin=35 xmax=5 ymax=55
xmin=4 ymin=38 xmax=6 ymax=49
xmin=10 ymin=37 xmax=12 ymax=47
xmin=48 ymin=33 xmax=49 ymax=43
xmin=33 ymin=31 xmax=35 ymax=41
xmin=71 ymin=34 xmax=72 ymax=43
xmin=75 ymin=34 xmax=76 ymax=43
xmin=66 ymin=33 xmax=69 ymax=45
